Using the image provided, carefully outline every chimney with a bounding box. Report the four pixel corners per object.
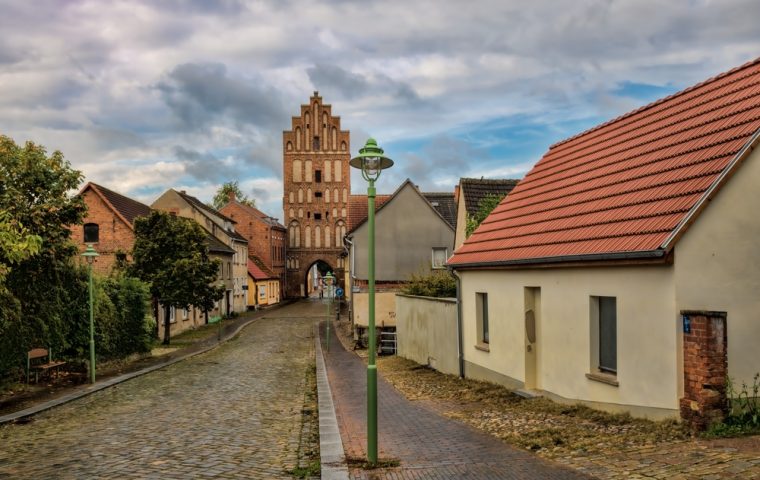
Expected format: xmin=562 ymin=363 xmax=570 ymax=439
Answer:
xmin=454 ymin=184 xmax=460 ymax=204
xmin=180 ymin=190 xmax=186 ymax=194
xmin=228 ymin=190 xmax=236 ymax=202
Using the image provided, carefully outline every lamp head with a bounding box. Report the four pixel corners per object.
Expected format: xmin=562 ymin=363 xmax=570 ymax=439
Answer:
xmin=350 ymin=138 xmax=394 ymax=181
xmin=325 ymin=271 xmax=334 ymax=286
xmin=81 ymin=244 xmax=99 ymax=265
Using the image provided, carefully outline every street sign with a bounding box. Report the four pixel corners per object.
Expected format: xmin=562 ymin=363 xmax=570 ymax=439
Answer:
xmin=336 ymin=287 xmax=344 ymax=298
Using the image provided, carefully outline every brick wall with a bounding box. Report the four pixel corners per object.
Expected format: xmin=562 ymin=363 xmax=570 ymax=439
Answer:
xmin=680 ymin=310 xmax=728 ymax=430
xmin=70 ymin=189 xmax=136 ymax=275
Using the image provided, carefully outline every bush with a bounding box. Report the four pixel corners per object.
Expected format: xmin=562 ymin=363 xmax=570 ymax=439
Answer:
xmin=402 ymin=271 xmax=457 ymax=298
xmin=705 ymin=373 xmax=760 ymax=437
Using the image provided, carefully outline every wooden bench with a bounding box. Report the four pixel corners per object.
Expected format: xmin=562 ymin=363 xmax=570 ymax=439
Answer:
xmin=26 ymin=348 xmax=67 ymax=384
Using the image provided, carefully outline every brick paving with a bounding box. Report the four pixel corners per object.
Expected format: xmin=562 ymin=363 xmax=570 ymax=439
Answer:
xmin=322 ymin=319 xmax=592 ymax=479
xmin=0 ymin=303 xmax=321 ymax=479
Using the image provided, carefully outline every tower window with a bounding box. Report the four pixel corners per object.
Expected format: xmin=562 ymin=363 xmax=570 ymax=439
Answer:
xmin=314 ymin=213 xmax=322 ymax=220
xmin=313 ymin=136 xmax=320 ymax=151
xmin=315 ymin=191 xmax=322 ymax=198
xmin=315 ymin=170 xmax=322 ymax=183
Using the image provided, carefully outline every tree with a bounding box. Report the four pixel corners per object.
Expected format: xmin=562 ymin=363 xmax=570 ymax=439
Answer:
xmin=130 ymin=211 xmax=225 ymax=344
xmin=212 ymin=180 xmax=256 ymax=210
xmin=465 ymin=193 xmax=506 ymax=238
xmin=0 ymin=136 xmax=88 ymax=376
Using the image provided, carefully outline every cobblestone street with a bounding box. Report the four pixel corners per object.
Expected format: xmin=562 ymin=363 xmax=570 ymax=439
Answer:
xmin=0 ymin=302 xmax=321 ymax=479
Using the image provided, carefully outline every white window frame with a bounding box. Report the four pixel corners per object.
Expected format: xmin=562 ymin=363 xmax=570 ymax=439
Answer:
xmin=431 ymin=247 xmax=448 ymax=269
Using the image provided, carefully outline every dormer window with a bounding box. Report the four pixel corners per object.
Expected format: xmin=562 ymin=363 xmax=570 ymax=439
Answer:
xmin=83 ymin=223 xmax=99 ymax=243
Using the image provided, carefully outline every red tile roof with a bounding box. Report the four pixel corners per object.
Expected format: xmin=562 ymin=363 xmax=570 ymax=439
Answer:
xmin=347 ymin=194 xmax=392 ymax=231
xmin=450 ymin=57 xmax=760 ymax=267
xmin=247 ymin=256 xmax=276 ymax=280
xmin=81 ymin=182 xmax=151 ymax=229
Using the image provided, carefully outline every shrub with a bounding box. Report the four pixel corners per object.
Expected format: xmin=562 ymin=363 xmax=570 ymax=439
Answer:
xmin=402 ymin=271 xmax=456 ymax=298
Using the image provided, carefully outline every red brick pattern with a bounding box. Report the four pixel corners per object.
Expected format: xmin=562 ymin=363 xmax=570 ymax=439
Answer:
xmin=680 ymin=310 xmax=728 ymax=430
xmin=283 ymin=92 xmax=351 ymax=297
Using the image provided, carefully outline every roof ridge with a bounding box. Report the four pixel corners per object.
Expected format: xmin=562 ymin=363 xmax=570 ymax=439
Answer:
xmin=548 ymin=57 xmax=760 ymax=152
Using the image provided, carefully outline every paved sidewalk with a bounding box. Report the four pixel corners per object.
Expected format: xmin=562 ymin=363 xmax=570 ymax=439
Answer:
xmin=321 ymin=320 xmax=593 ymax=479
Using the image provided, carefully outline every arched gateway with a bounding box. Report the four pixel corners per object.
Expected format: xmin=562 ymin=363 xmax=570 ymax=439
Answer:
xmin=283 ymin=92 xmax=350 ymax=297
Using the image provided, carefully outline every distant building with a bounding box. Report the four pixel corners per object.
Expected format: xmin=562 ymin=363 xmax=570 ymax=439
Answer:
xmin=247 ymin=256 xmax=281 ymax=309
xmin=453 ymin=178 xmax=519 ymax=250
xmin=72 ymin=182 xmax=151 ymax=275
xmin=152 ymin=189 xmax=249 ymax=314
xmin=347 ymin=179 xmax=455 ymax=332
xmin=219 ymin=192 xmax=287 ymax=301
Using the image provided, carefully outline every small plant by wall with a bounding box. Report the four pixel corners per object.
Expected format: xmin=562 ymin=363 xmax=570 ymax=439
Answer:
xmin=705 ymin=373 xmax=760 ymax=437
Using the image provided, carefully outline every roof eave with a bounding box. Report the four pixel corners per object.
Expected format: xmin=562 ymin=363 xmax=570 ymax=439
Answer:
xmin=449 ymin=249 xmax=669 ymax=270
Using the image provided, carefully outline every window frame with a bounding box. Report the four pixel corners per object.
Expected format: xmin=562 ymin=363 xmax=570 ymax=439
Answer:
xmin=476 ymin=292 xmax=489 ymax=347
xmin=591 ymin=295 xmax=617 ymax=376
xmin=83 ymin=223 xmax=100 ymax=244
xmin=431 ymin=247 xmax=448 ymax=269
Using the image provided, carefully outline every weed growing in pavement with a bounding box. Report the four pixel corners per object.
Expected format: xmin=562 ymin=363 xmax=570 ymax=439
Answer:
xmin=705 ymin=373 xmax=760 ymax=438
xmin=345 ymin=456 xmax=401 ymax=470
xmin=287 ymin=459 xmax=320 ymax=479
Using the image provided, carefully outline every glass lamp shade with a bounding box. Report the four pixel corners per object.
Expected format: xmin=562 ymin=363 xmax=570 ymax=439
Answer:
xmin=81 ymin=244 xmax=99 ymax=265
xmin=349 ymin=138 xmax=393 ymax=178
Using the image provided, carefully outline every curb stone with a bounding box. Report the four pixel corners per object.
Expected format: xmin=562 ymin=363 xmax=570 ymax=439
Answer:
xmin=316 ymin=321 xmax=350 ymax=480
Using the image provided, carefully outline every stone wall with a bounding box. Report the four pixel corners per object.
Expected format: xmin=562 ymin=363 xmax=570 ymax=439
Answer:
xmin=396 ymin=294 xmax=459 ymax=376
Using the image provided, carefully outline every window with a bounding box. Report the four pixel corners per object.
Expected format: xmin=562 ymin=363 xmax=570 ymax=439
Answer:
xmin=83 ymin=223 xmax=99 ymax=243
xmin=313 ymin=136 xmax=320 ymax=151
xmin=228 ymin=262 xmax=232 ymax=280
xmin=476 ymin=293 xmax=489 ymax=345
xmin=315 ymin=191 xmax=322 ymax=198
xmin=591 ymin=296 xmax=617 ymax=375
xmin=314 ymin=213 xmax=322 ymax=220
xmin=182 ymin=308 xmax=189 ymax=320
xmin=432 ymin=248 xmax=448 ymax=269
xmin=315 ymin=170 xmax=322 ymax=183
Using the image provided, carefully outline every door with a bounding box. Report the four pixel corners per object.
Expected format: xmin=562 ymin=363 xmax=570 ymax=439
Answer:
xmin=524 ymin=287 xmax=541 ymax=390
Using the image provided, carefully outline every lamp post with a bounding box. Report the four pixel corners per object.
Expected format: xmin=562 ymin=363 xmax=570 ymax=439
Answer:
xmin=324 ymin=271 xmax=334 ymax=353
xmin=350 ymin=138 xmax=394 ymax=465
xmin=81 ymin=244 xmax=99 ymax=384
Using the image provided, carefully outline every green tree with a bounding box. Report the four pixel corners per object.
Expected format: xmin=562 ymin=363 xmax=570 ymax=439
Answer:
xmin=130 ymin=211 xmax=225 ymax=344
xmin=0 ymin=135 xmax=87 ymax=376
xmin=212 ymin=180 xmax=256 ymax=210
xmin=465 ymin=193 xmax=506 ymax=238
xmin=0 ymin=211 xmax=42 ymax=285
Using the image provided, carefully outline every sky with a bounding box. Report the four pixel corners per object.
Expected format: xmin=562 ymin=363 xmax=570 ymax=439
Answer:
xmin=1 ymin=0 xmax=759 ymax=220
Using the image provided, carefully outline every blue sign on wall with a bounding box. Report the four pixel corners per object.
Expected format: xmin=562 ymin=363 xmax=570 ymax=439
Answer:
xmin=335 ymin=287 xmax=344 ymax=298
xmin=682 ymin=315 xmax=691 ymax=334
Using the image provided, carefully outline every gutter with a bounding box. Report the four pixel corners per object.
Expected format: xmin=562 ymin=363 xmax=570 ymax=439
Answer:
xmin=449 ymin=249 xmax=666 ymax=270
xmin=450 ymin=267 xmax=465 ymax=378
xmin=344 ymin=235 xmax=355 ymax=322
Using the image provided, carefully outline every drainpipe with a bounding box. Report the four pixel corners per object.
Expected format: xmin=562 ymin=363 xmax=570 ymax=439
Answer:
xmin=451 ymin=267 xmax=465 ymax=378
xmin=344 ymin=235 xmax=355 ymax=323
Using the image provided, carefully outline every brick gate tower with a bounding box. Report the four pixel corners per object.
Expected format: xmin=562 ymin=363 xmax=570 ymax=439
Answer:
xmin=283 ymin=92 xmax=350 ymax=297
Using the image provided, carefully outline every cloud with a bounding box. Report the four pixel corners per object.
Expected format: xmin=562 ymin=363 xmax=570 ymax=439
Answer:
xmin=173 ymin=145 xmax=237 ymax=182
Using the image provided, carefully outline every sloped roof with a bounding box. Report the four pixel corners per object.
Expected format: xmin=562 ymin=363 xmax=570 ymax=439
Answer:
xmin=222 ymin=200 xmax=286 ymax=231
xmin=80 ymin=182 xmax=152 ymax=229
xmin=206 ymin=234 xmax=235 ymax=255
xmin=348 ymin=179 xmax=457 ymax=234
xmin=175 ymin=190 xmax=247 ymax=242
xmin=423 ymin=192 xmax=457 ymax=228
xmin=460 ymin=178 xmax=520 ymax=216
xmin=450 ymin=57 xmax=760 ymax=267
xmin=347 ymin=194 xmax=392 ymax=231
xmin=248 ymin=256 xmax=277 ymax=280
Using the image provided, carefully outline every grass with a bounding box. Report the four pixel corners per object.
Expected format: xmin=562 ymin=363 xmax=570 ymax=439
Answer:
xmin=376 ymin=356 xmax=690 ymax=456
xmin=287 ymin=459 xmax=320 ymax=478
xmin=345 ymin=456 xmax=401 ymax=470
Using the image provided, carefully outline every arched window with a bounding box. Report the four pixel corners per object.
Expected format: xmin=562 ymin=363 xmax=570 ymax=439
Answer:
xmin=307 ymin=188 xmax=312 ymax=203
xmin=83 ymin=223 xmax=99 ymax=243
xmin=295 ymin=225 xmax=301 ymax=247
xmin=298 ymin=208 xmax=303 ymax=218
xmin=342 ymin=188 xmax=347 ymax=203
xmin=325 ymin=226 xmax=331 ymax=248
xmin=305 ymin=111 xmax=310 ymax=127
xmin=332 ymin=127 xmax=337 ymax=151
xmin=341 ymin=141 xmax=347 ymax=151
xmin=341 ymin=207 xmax=346 ymax=218
xmin=335 ymin=160 xmax=342 ymax=182
xmin=289 ymin=191 xmax=294 ymax=203
xmin=298 ymin=188 xmax=304 ymax=203
xmin=305 ymin=226 xmax=311 ymax=248
xmin=325 ymin=160 xmax=331 ymax=183
xmin=288 ymin=223 xmax=296 ymax=247
xmin=332 ymin=208 xmax=337 ymax=218
xmin=295 ymin=127 xmax=302 ymax=150
xmin=287 ymin=141 xmax=293 ymax=151
xmin=305 ymin=125 xmax=310 ymax=150
xmin=289 ymin=208 xmax=294 ymax=219
xmin=325 ymin=190 xmax=330 ymax=203
xmin=333 ymin=188 xmax=339 ymax=203
xmin=314 ymin=226 xmax=321 ymax=248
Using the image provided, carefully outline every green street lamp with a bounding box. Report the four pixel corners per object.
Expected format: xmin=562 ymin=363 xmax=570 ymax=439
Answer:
xmin=81 ymin=244 xmax=99 ymax=384
xmin=324 ymin=271 xmax=334 ymax=353
xmin=350 ymin=138 xmax=394 ymax=465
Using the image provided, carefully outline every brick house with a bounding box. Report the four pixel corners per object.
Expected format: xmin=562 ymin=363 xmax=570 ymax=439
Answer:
xmin=152 ymin=189 xmax=249 ymax=314
xmin=72 ymin=182 xmax=151 ymax=275
xmin=219 ymin=192 xmax=287 ymax=300
xmin=449 ymin=58 xmax=760 ymax=423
